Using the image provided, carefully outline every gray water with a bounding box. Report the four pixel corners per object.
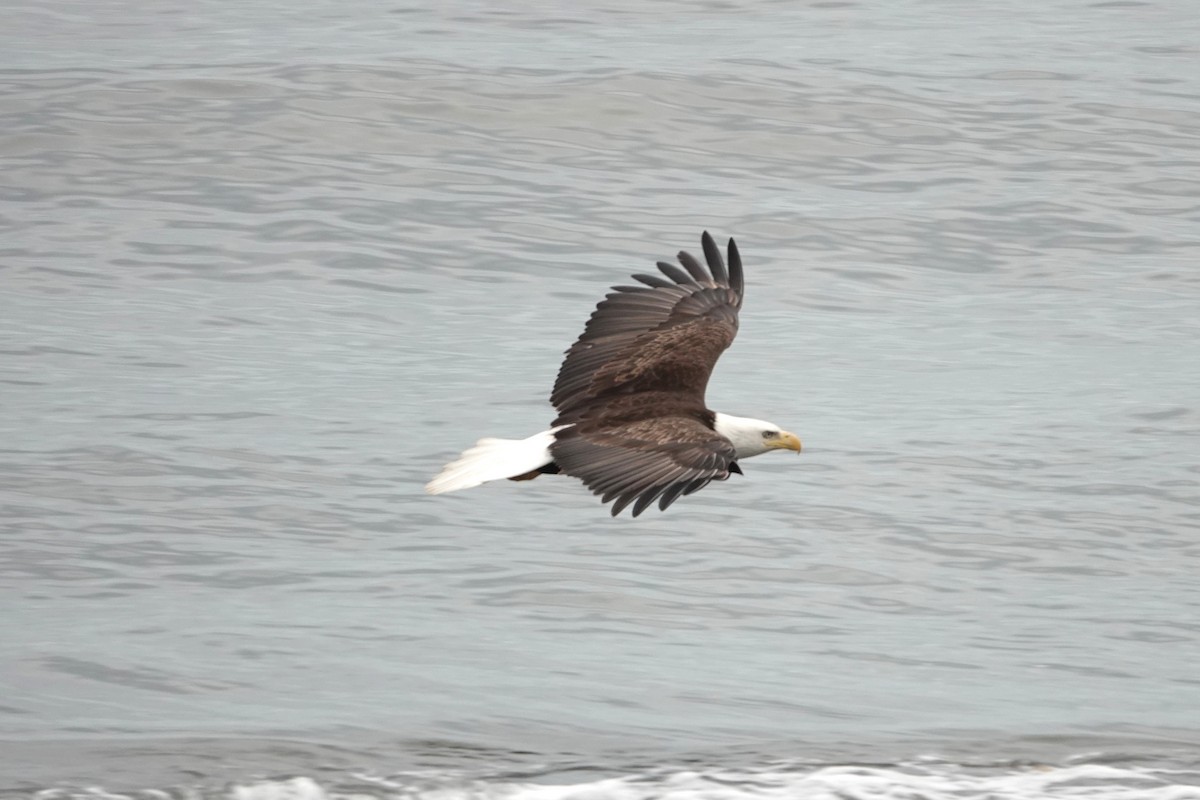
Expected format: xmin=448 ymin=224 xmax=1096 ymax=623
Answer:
xmin=3 ymin=1 xmax=1200 ymax=797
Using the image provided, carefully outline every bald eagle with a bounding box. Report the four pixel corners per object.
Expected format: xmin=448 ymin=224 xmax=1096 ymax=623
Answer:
xmin=426 ymin=232 xmax=802 ymax=517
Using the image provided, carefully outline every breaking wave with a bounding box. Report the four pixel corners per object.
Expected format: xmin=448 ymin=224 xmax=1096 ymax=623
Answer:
xmin=24 ymin=759 xmax=1200 ymax=800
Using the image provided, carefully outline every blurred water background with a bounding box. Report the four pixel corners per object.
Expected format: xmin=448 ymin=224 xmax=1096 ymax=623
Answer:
xmin=3 ymin=1 xmax=1200 ymax=798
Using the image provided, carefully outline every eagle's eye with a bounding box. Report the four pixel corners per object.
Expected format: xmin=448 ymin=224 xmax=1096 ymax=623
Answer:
xmin=762 ymin=430 xmax=777 ymax=439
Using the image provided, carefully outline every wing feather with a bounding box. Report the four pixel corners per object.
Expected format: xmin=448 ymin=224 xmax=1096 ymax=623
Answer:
xmin=551 ymin=232 xmax=746 ymax=421
xmin=656 ymin=481 xmax=691 ymax=511
xmin=727 ymin=237 xmax=744 ymax=297
xmin=655 ymin=261 xmax=700 ymax=288
xmin=551 ymin=418 xmax=736 ymax=517
xmin=631 ymin=273 xmax=676 ymax=289
xmin=676 ymin=251 xmax=713 ymax=286
xmin=700 ymin=231 xmax=727 ymax=287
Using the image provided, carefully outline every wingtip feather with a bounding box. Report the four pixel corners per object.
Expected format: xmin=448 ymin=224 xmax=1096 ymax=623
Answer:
xmin=727 ymin=236 xmax=744 ymax=300
xmin=633 ymin=272 xmax=675 ymax=289
xmin=657 ymin=260 xmax=699 ymax=287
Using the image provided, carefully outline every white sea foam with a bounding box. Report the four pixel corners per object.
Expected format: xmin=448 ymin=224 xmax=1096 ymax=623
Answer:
xmin=212 ymin=763 xmax=1200 ymax=800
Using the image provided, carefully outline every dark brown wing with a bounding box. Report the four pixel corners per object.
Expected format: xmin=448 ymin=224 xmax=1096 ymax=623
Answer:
xmin=550 ymin=232 xmax=744 ymax=423
xmin=551 ymin=416 xmax=737 ymax=517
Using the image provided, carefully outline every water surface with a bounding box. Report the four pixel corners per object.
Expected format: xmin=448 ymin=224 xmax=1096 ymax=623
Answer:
xmin=2 ymin=1 xmax=1200 ymax=797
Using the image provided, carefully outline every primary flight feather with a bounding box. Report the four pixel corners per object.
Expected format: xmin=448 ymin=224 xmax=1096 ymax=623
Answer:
xmin=426 ymin=232 xmax=802 ymax=516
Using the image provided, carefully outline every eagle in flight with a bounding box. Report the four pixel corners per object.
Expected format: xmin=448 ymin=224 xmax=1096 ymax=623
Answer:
xmin=426 ymin=232 xmax=802 ymax=516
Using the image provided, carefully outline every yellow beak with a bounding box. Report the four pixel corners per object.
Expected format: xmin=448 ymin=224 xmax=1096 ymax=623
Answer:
xmin=775 ymin=431 xmax=803 ymax=453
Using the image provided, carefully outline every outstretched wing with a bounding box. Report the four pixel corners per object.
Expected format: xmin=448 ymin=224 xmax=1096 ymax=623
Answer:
xmin=551 ymin=416 xmax=737 ymax=517
xmin=551 ymin=231 xmax=744 ymax=423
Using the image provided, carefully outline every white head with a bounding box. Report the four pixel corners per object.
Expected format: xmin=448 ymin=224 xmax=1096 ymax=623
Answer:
xmin=713 ymin=413 xmax=803 ymax=460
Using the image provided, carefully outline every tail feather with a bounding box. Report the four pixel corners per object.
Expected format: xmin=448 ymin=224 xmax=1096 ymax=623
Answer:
xmin=425 ymin=427 xmax=566 ymax=495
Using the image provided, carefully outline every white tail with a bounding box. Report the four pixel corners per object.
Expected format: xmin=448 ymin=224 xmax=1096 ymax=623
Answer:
xmin=425 ymin=426 xmax=567 ymax=495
